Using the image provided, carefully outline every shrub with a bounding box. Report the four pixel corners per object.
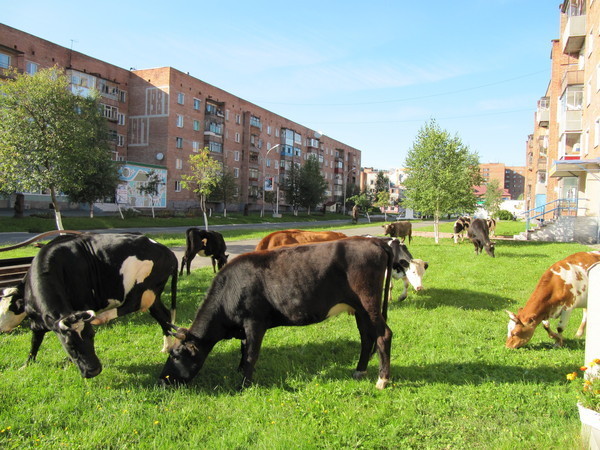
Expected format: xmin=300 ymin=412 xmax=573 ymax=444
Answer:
xmin=495 ymin=209 xmax=515 ymax=221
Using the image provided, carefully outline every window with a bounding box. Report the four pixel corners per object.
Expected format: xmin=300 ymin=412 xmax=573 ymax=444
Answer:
xmin=118 ymin=113 xmax=125 ymax=126
xmin=193 ymin=98 xmax=201 ymax=110
xmin=0 ymin=53 xmax=10 ymax=69
xmin=233 ymin=168 xmax=239 ymax=178
xmin=595 ymin=118 xmax=600 ymax=148
xmin=177 ymin=93 xmax=185 ymax=105
xmin=176 ymin=114 xmax=184 ymax=128
xmin=175 ymin=180 xmax=182 ymax=192
xmin=119 ymin=90 xmax=127 ymax=103
xmin=117 ymin=135 xmax=125 ymax=147
xmin=235 ymin=132 xmax=241 ymax=143
xmin=236 ymin=114 xmax=241 ymax=125
xmin=225 ymin=110 xmax=230 ymax=121
xmin=267 ymin=126 xmax=272 ymax=135
xmin=234 ymin=151 xmax=240 ymax=162
xmin=208 ymin=141 xmax=222 ymax=153
xmin=192 ymin=141 xmax=200 ymax=152
xmin=176 ymin=158 xmax=183 ymax=170
xmin=102 ymin=104 xmax=118 ymax=121
xmin=26 ymin=61 xmax=38 ymax=74
xmin=193 ymin=120 xmax=200 ymax=131
xmin=176 ymin=137 xmax=183 ymax=148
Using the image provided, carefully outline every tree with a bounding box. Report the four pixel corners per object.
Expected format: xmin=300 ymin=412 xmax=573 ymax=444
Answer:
xmin=283 ymin=162 xmax=302 ymax=215
xmin=348 ymin=192 xmax=373 ymax=222
xmin=181 ymin=148 xmax=221 ymax=230
xmin=298 ymin=156 xmax=328 ymax=215
xmin=483 ymin=179 xmax=503 ymax=219
xmin=137 ymin=169 xmax=163 ymax=219
xmin=403 ymin=119 xmax=482 ymax=243
xmin=210 ymin=165 xmax=238 ymax=218
xmin=0 ymin=67 xmax=116 ymax=230
xmin=373 ymin=190 xmax=391 ymax=220
xmin=374 ymin=172 xmax=390 ymax=194
xmin=66 ymin=158 xmax=121 ymax=218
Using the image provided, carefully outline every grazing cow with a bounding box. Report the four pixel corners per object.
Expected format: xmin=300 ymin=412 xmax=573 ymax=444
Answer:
xmin=382 ymin=221 xmax=412 ymax=244
xmin=180 ymin=228 xmax=228 ymax=275
xmin=12 ymin=233 xmax=178 ymax=378
xmin=0 ymin=284 xmax=26 ymax=333
xmin=467 ymin=218 xmax=495 ymax=257
xmin=452 ymin=216 xmax=471 ymax=243
xmin=486 ymin=218 xmax=497 ymax=237
xmin=160 ymin=237 xmax=410 ymax=390
xmin=255 ymin=229 xmax=347 ymax=251
xmin=505 ymin=251 xmax=600 ymax=348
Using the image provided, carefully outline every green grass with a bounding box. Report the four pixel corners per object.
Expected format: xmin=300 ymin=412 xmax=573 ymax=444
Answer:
xmin=0 ymin=235 xmax=592 ymax=448
xmin=419 ymin=219 xmax=527 ymax=236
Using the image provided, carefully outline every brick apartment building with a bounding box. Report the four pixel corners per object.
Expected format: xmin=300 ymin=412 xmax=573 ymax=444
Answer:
xmin=0 ymin=24 xmax=362 ymax=213
xmin=526 ymin=0 xmax=600 ymax=225
xmin=479 ymin=163 xmax=525 ymax=200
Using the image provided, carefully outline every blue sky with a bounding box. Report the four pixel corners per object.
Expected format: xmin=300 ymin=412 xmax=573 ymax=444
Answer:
xmin=4 ymin=0 xmax=558 ymax=170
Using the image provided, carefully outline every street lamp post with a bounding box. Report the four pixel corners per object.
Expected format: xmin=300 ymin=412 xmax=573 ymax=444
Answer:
xmin=261 ymin=144 xmax=281 ymax=217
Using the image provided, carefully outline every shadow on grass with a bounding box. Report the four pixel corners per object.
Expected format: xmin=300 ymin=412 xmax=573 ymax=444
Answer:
xmin=394 ymin=287 xmax=512 ymax=311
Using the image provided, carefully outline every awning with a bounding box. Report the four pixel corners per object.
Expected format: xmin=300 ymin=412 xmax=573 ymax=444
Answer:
xmin=549 ymin=158 xmax=600 ymax=178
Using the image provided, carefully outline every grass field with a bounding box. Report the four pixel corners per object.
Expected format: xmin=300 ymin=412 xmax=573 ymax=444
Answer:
xmin=0 ymin=233 xmax=592 ymax=448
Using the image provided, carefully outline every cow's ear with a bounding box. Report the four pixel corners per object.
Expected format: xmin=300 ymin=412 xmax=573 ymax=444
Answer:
xmin=201 ymin=238 xmax=208 ymax=246
xmin=424 ymin=262 xmax=429 ymax=270
xmin=169 ymin=326 xmax=189 ymax=341
xmin=506 ymin=310 xmax=519 ymax=323
xmin=57 ymin=310 xmax=96 ymax=330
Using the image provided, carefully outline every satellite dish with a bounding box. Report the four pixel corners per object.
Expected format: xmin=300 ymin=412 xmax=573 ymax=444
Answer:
xmin=156 ymin=152 xmax=164 ymax=161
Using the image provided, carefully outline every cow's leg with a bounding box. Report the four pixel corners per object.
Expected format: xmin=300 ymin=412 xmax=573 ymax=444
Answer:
xmin=541 ymin=320 xmax=564 ymax=347
xmin=575 ymin=309 xmax=587 ymax=337
xmin=211 ymin=257 xmax=217 ymax=274
xmin=24 ymin=329 xmax=47 ymax=367
xmin=148 ymin=295 xmax=176 ymax=352
xmin=353 ymin=312 xmax=376 ymax=380
xmin=238 ymin=339 xmax=247 ymax=372
xmin=240 ymin=321 xmax=266 ymax=387
xmin=374 ymin=317 xmax=392 ymax=389
xmin=398 ymin=278 xmax=409 ymax=302
xmin=179 ymin=256 xmax=186 ymax=276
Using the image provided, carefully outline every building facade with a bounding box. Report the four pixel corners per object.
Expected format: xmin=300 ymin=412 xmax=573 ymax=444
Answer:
xmin=479 ymin=163 xmax=525 ymax=200
xmin=0 ymin=24 xmax=362 ymax=212
xmin=526 ymin=0 xmax=600 ymax=223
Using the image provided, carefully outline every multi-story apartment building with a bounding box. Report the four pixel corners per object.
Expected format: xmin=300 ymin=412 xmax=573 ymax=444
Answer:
xmin=0 ymin=24 xmax=361 ymax=212
xmin=526 ymin=0 xmax=600 ymax=229
xmin=479 ymin=163 xmax=525 ymax=200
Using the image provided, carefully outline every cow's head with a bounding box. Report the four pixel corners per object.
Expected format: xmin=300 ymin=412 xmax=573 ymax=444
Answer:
xmin=505 ymin=310 xmax=536 ymax=348
xmin=0 ymin=283 xmax=26 ymax=333
xmin=385 ymin=238 xmax=413 ymax=279
xmin=54 ymin=310 xmax=102 ymax=378
xmin=159 ymin=327 xmax=210 ymax=386
xmin=406 ymin=259 xmax=429 ymax=291
xmin=382 ymin=224 xmax=392 ymax=235
xmin=217 ymin=253 xmax=229 ymax=270
xmin=485 ymin=242 xmax=495 ymax=258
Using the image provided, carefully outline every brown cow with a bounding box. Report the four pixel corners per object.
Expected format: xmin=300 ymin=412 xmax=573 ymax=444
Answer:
xmin=382 ymin=221 xmax=412 ymax=244
xmin=506 ymin=251 xmax=600 ymax=348
xmin=255 ymin=229 xmax=348 ymax=251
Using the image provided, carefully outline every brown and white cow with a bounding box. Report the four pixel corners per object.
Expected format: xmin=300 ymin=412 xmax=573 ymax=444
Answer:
xmin=255 ymin=229 xmax=347 ymax=251
xmin=452 ymin=216 xmax=471 ymax=243
xmin=382 ymin=221 xmax=412 ymax=244
xmin=505 ymin=251 xmax=600 ymax=349
xmin=486 ymin=218 xmax=497 ymax=237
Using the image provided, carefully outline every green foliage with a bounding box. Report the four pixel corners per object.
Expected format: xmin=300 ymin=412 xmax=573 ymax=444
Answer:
xmin=347 ymin=192 xmax=372 ymax=213
xmin=373 ymin=190 xmax=390 ymax=210
xmin=495 ymin=209 xmax=515 ymax=221
xmin=403 ymin=119 xmax=482 ymax=219
xmin=298 ymin=157 xmax=328 ymax=214
xmin=0 ymin=235 xmax=591 ymax=448
xmin=66 ymin=159 xmax=121 ymax=217
xmin=209 ymin=165 xmax=238 ymax=213
xmin=483 ymin=179 xmax=503 ymax=218
xmin=283 ymin=163 xmax=302 ymax=213
xmin=374 ymin=171 xmax=390 ymax=193
xmin=181 ymin=149 xmax=222 ymax=208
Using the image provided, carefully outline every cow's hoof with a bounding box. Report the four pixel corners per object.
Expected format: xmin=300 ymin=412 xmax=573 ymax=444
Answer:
xmin=375 ymin=377 xmax=389 ymax=390
xmin=352 ymin=370 xmax=367 ymax=380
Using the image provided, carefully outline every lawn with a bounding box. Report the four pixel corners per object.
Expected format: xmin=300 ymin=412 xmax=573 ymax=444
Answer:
xmin=0 ymin=234 xmax=592 ymax=448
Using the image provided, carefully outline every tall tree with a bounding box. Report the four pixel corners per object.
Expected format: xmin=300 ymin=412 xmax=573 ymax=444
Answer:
xmin=374 ymin=171 xmax=390 ymax=194
xmin=66 ymin=158 xmax=121 ymax=218
xmin=373 ymin=190 xmax=391 ymax=220
xmin=403 ymin=119 xmax=482 ymax=243
xmin=137 ymin=169 xmax=163 ymax=219
xmin=0 ymin=67 xmax=115 ymax=230
xmin=298 ymin=156 xmax=328 ymax=215
xmin=283 ymin=162 xmax=302 ymax=216
xmin=210 ymin=164 xmax=238 ymax=218
xmin=181 ymin=148 xmax=221 ymax=230
xmin=483 ymin=179 xmax=503 ymax=219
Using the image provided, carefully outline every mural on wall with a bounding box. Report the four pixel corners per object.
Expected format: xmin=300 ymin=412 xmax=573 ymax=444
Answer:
xmin=116 ymin=164 xmax=167 ymax=208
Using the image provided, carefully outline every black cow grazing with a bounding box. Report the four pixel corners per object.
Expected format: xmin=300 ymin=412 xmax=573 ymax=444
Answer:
xmin=14 ymin=233 xmax=178 ymax=378
xmin=467 ymin=218 xmax=495 ymax=257
xmin=452 ymin=216 xmax=471 ymax=243
xmin=382 ymin=221 xmax=412 ymax=243
xmin=160 ymin=237 xmax=409 ymax=390
xmin=180 ymin=228 xmax=228 ymax=275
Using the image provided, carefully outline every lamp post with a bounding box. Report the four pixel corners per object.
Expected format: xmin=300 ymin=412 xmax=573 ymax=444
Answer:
xmin=261 ymin=144 xmax=281 ymax=217
xmin=342 ymin=167 xmax=357 ymax=216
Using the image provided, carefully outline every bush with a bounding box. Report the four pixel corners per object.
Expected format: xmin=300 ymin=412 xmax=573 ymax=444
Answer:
xmin=495 ymin=209 xmax=515 ymax=221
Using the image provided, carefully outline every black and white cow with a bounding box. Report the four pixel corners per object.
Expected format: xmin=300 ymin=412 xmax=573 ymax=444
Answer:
xmin=452 ymin=216 xmax=471 ymax=243
xmin=13 ymin=233 xmax=178 ymax=378
xmin=180 ymin=228 xmax=228 ymax=275
xmin=467 ymin=218 xmax=495 ymax=257
xmin=0 ymin=283 xmax=26 ymax=333
xmin=160 ymin=237 xmax=409 ymax=390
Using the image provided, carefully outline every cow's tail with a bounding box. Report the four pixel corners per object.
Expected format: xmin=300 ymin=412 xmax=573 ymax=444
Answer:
xmin=170 ymin=266 xmax=178 ymax=324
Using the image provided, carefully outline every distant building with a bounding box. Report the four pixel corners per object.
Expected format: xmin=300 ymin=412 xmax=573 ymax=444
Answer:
xmin=479 ymin=163 xmax=525 ymax=200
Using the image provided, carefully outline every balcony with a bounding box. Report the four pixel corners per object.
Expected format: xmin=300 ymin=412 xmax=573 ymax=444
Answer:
xmin=536 ymin=109 xmax=549 ymax=127
xmin=562 ymin=14 xmax=586 ymax=54
xmin=561 ymin=110 xmax=582 ymax=133
xmin=561 ymin=69 xmax=584 ymax=94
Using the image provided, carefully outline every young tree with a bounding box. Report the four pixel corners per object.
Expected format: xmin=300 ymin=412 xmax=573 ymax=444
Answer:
xmin=348 ymin=192 xmax=373 ymax=222
xmin=283 ymin=162 xmax=302 ymax=216
xmin=0 ymin=67 xmax=116 ymax=230
xmin=373 ymin=190 xmax=391 ymax=220
xmin=374 ymin=171 xmax=390 ymax=194
xmin=66 ymin=158 xmax=121 ymax=218
xmin=483 ymin=179 xmax=504 ymax=219
xmin=299 ymin=157 xmax=328 ymax=215
xmin=210 ymin=165 xmax=238 ymax=218
xmin=137 ymin=169 xmax=163 ymax=219
xmin=403 ymin=119 xmax=482 ymax=243
xmin=181 ymin=148 xmax=221 ymax=230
